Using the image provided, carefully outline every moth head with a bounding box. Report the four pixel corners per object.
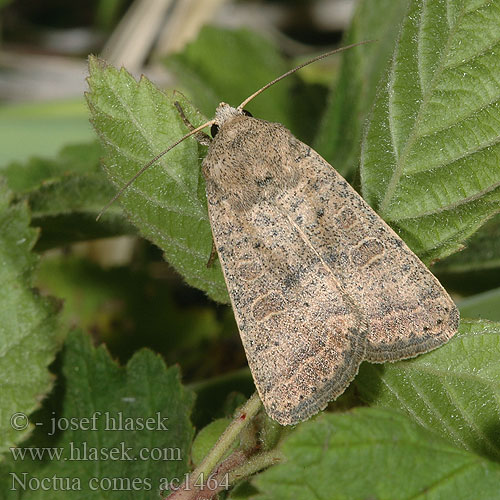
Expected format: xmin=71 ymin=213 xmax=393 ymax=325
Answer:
xmin=211 ymin=103 xmax=253 ymax=138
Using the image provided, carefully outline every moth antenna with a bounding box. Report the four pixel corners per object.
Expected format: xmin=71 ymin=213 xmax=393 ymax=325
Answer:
xmin=96 ymin=119 xmax=214 ymax=221
xmin=98 ymin=41 xmax=373 ymax=221
xmin=238 ymin=40 xmax=375 ymax=111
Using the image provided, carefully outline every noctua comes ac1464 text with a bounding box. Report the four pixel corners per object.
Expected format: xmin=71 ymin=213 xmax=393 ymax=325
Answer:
xmin=98 ymin=42 xmax=459 ymax=426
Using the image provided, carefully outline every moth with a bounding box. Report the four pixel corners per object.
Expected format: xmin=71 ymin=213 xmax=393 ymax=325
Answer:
xmin=99 ymin=43 xmax=459 ymax=425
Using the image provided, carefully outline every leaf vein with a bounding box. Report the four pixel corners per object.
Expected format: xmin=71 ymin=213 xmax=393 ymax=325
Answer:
xmin=441 ymin=378 xmax=500 ymax=458
xmin=407 ymin=123 xmax=500 ymax=176
xmin=392 ymin=181 xmax=500 ymax=221
xmin=106 ymin=84 xmax=202 ymax=212
xmin=380 ymin=2 xmax=469 ymax=215
xmin=405 ymin=370 xmax=470 ymax=450
xmin=406 ymin=460 xmax=482 ymax=499
xmin=444 ymin=37 xmax=500 ymax=72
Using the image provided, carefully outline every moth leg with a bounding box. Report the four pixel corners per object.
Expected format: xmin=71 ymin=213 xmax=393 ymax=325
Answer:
xmin=206 ymin=240 xmax=218 ymax=268
xmin=174 ymin=101 xmax=212 ymax=146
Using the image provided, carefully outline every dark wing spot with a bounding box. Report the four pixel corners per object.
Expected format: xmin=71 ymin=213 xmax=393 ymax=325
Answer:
xmin=252 ymin=291 xmax=285 ymax=322
xmin=338 ymin=207 xmax=357 ymax=229
xmin=351 ymin=238 xmax=385 ymax=267
xmin=256 ymin=175 xmax=274 ymax=187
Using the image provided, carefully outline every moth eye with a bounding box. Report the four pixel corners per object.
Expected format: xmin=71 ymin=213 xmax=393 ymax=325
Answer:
xmin=211 ymin=124 xmax=219 ymax=138
xmin=242 ymin=109 xmax=253 ymax=117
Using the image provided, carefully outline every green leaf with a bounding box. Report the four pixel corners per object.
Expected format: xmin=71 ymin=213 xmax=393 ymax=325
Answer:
xmin=86 ymin=56 xmax=229 ymax=303
xmin=314 ymin=0 xmax=410 ymax=177
xmin=229 ymin=481 xmax=259 ymax=500
xmin=252 ymin=408 xmax=500 ymax=500
xmin=434 ymin=213 xmax=500 ymax=273
xmin=0 ymin=180 xmax=63 ymax=457
xmin=191 ymin=418 xmax=232 ymax=466
xmin=165 ymin=27 xmax=289 ymax=122
xmin=1 ymin=142 xmax=135 ymax=249
xmin=0 ymin=99 xmax=94 ymax=166
xmin=458 ymin=288 xmax=500 ymax=321
xmin=190 ymin=369 xmax=254 ymax=429
xmin=433 ymin=213 xmax=500 ymax=296
xmin=165 ymin=26 xmax=320 ymax=143
xmin=357 ymin=320 xmax=500 ymax=461
xmin=35 ymin=255 xmax=225 ymax=376
xmin=1 ymin=142 xmax=102 ymax=193
xmin=361 ymin=0 xmax=500 ymax=263
xmin=0 ymin=330 xmax=195 ymax=499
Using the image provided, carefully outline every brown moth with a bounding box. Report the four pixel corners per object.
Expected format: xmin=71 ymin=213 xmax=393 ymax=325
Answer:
xmin=100 ymin=43 xmax=459 ymax=425
xmin=203 ymin=104 xmax=458 ymax=425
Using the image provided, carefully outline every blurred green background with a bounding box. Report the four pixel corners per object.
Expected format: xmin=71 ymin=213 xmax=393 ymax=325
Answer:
xmin=0 ymin=0 xmax=350 ymax=165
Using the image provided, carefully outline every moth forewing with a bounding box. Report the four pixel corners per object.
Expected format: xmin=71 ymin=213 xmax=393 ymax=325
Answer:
xmin=202 ymin=105 xmax=459 ymax=425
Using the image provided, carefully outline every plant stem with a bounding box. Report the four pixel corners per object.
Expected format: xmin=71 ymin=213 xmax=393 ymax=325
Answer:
xmin=166 ymin=392 xmax=262 ymax=500
xmin=228 ymin=449 xmax=285 ymax=483
xmin=192 ymin=392 xmax=262 ymax=482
